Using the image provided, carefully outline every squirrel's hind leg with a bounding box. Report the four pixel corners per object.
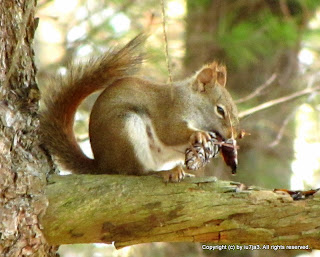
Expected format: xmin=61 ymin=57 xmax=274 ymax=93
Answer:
xmin=91 ymin=108 xmax=187 ymax=178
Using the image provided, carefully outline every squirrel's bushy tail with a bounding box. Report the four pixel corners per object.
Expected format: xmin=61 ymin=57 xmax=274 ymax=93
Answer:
xmin=40 ymin=34 xmax=146 ymax=174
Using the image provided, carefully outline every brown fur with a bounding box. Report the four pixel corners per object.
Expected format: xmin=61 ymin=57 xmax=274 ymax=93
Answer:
xmin=40 ymin=35 xmax=239 ymax=177
xmin=40 ymin=35 xmax=146 ymax=174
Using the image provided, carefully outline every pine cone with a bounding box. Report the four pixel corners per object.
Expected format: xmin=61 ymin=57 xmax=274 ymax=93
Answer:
xmin=185 ymin=132 xmax=220 ymax=170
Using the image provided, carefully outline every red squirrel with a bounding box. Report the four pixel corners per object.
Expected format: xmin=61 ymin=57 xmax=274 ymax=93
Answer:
xmin=40 ymin=35 xmax=239 ymax=182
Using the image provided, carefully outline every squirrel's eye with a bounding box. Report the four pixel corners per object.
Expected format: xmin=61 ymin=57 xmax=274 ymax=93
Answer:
xmin=216 ymin=105 xmax=225 ymax=118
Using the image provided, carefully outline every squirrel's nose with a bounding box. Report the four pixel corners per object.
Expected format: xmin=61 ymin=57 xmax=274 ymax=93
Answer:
xmin=226 ymin=126 xmax=239 ymax=139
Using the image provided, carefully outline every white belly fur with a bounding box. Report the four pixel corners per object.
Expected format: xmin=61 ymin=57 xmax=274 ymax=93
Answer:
xmin=125 ymin=113 xmax=186 ymax=172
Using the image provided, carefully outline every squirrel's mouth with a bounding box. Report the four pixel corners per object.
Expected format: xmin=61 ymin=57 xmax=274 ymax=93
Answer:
xmin=211 ymin=130 xmax=224 ymax=141
xmin=212 ymin=128 xmax=250 ymax=175
xmin=211 ymin=130 xmax=238 ymax=175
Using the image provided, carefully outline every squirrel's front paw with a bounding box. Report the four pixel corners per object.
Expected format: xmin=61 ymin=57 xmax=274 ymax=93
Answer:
xmin=158 ymin=166 xmax=194 ymax=183
xmin=186 ymin=131 xmax=220 ymax=170
xmin=189 ymin=131 xmax=211 ymax=147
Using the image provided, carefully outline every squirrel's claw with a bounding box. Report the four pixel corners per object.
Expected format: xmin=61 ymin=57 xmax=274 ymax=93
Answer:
xmin=157 ymin=166 xmax=194 ymax=183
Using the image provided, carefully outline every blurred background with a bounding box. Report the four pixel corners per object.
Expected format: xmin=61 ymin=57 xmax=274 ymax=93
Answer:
xmin=36 ymin=0 xmax=320 ymax=256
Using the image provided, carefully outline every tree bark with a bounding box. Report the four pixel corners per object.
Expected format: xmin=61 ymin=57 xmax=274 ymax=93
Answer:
xmin=0 ymin=0 xmax=57 ymax=256
xmin=42 ymin=175 xmax=320 ymax=250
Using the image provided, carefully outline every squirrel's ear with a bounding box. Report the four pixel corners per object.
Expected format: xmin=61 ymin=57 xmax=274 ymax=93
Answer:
xmin=192 ymin=62 xmax=227 ymax=92
xmin=192 ymin=68 xmax=213 ymax=92
xmin=214 ymin=63 xmax=227 ymax=87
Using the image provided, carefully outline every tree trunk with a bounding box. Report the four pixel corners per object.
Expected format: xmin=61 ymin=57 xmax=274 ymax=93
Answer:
xmin=0 ymin=0 xmax=57 ymax=256
xmin=42 ymin=175 xmax=320 ymax=250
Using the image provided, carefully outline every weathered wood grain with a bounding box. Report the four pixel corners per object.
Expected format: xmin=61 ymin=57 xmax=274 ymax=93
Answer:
xmin=42 ymin=175 xmax=320 ymax=249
